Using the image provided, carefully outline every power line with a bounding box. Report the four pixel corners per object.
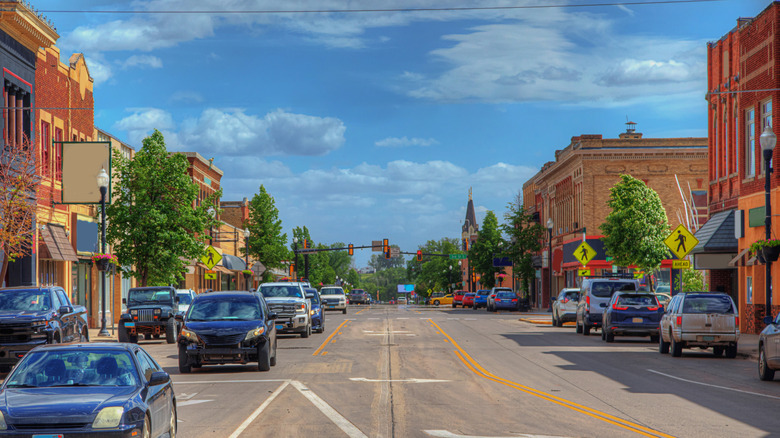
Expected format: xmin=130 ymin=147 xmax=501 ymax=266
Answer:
xmin=710 ymin=88 xmax=780 ymax=95
xmin=31 ymin=1 xmax=720 ymax=15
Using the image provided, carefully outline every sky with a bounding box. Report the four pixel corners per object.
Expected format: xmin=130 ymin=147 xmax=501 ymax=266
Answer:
xmin=32 ymin=0 xmax=767 ymax=267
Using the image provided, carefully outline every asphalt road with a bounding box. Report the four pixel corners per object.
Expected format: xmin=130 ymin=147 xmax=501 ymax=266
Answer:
xmin=132 ymin=305 xmax=779 ymax=438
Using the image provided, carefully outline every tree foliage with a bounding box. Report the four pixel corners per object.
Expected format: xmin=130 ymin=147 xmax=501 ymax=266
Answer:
xmin=469 ymin=211 xmax=504 ymax=289
xmin=246 ymin=185 xmax=288 ymax=282
xmin=502 ymin=194 xmax=544 ymax=293
xmin=600 ymin=174 xmax=669 ymax=277
xmin=681 ymin=268 xmax=707 ymax=292
xmin=106 ymin=130 xmax=219 ymax=286
xmin=367 ymin=245 xmax=405 ymax=270
xmin=407 ymin=238 xmax=461 ymax=299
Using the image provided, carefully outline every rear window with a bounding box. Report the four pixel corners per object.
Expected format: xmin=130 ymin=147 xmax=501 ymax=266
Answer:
xmin=590 ymin=282 xmax=636 ymax=297
xmin=497 ymin=292 xmax=516 ymax=298
xmin=464 ymin=293 xmax=475 ymax=297
xmin=564 ymin=291 xmax=580 ymax=300
xmin=682 ymin=295 xmax=734 ymax=314
xmin=617 ymin=295 xmax=657 ymax=306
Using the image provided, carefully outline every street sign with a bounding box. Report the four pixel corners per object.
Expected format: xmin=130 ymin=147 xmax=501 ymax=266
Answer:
xmin=298 ymin=248 xmax=316 ymax=254
xmin=205 ymin=270 xmax=217 ymax=280
xmin=391 ymin=247 xmax=400 ymax=257
xmin=578 ymin=268 xmax=591 ymax=276
xmin=664 ymin=224 xmax=698 ymax=260
xmin=633 ymin=271 xmax=644 ymax=279
xmin=493 ymin=257 xmax=512 ymax=267
xmin=672 ymin=260 xmax=690 ymax=269
xmin=201 ymin=246 xmax=222 ymax=270
xmin=573 ymin=242 xmax=597 ymax=266
xmin=449 ymin=254 xmax=468 ymax=260
xmin=372 ymin=240 xmax=383 ymax=252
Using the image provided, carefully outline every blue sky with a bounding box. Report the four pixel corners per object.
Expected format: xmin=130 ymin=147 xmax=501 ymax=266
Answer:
xmin=35 ymin=0 xmax=765 ymax=267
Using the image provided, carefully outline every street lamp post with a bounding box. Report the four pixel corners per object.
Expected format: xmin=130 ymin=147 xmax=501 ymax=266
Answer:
xmin=449 ymin=265 xmax=453 ymax=294
xmin=243 ymin=228 xmax=250 ymax=290
xmin=293 ymin=237 xmax=299 ymax=280
xmin=97 ymin=168 xmax=110 ymax=337
xmin=547 ymin=217 xmax=554 ymax=313
xmin=762 ymin=125 xmax=777 ymax=321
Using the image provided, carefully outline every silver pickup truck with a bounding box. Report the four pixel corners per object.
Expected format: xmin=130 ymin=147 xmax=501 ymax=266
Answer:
xmin=659 ymin=292 xmax=739 ymax=358
xmin=257 ymin=282 xmax=312 ymax=338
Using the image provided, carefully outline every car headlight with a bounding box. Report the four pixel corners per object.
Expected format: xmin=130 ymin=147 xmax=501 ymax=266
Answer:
xmin=130 ymin=309 xmax=138 ymax=316
xmin=295 ymin=304 xmax=306 ymax=314
xmin=180 ymin=328 xmax=200 ymax=342
xmin=0 ymin=410 xmax=6 ymax=430
xmin=245 ymin=326 xmax=265 ymax=341
xmin=153 ymin=308 xmax=161 ymax=315
xmin=92 ymin=406 xmax=124 ymax=429
xmin=310 ymin=308 xmax=318 ymax=315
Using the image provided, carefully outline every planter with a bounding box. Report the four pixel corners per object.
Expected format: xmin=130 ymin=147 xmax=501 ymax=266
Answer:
xmin=95 ymin=259 xmax=111 ymax=271
xmin=762 ymin=245 xmax=780 ymax=263
xmin=757 ymin=251 xmax=767 ymax=265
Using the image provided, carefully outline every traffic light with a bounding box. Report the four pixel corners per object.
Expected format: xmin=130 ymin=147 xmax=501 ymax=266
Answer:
xmin=416 ymin=250 xmax=422 ymax=262
xmin=289 ymin=263 xmax=295 ymax=276
xmin=303 ymin=239 xmax=308 ymax=249
xmin=383 ymin=238 xmax=389 ymax=253
xmin=348 ymin=244 xmax=354 ymax=256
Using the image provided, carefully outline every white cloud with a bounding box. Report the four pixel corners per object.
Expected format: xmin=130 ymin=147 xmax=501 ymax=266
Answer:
xmin=113 ymin=108 xmax=176 ymax=145
xmin=121 ymin=55 xmax=163 ymax=69
xmin=375 ymin=136 xmax=438 ymax=147
xmin=83 ymin=55 xmax=112 ymax=85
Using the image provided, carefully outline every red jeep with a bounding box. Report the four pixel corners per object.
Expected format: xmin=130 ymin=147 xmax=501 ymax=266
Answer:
xmin=453 ymin=290 xmax=468 ymax=308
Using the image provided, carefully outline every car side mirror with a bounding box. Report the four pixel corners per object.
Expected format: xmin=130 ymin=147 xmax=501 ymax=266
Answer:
xmin=149 ymin=371 xmax=170 ymax=386
xmin=764 ymin=315 xmax=774 ymax=325
xmin=306 ymin=293 xmax=315 ymax=299
xmin=268 ymin=312 xmax=277 ymax=320
xmin=58 ymin=306 xmax=73 ymax=315
xmin=122 ymin=298 xmax=127 ymax=304
xmin=174 ymin=296 xmax=180 ymax=304
xmin=174 ymin=314 xmax=184 ymax=322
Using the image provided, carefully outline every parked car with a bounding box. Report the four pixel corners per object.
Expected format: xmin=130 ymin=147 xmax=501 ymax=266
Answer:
xmin=492 ymin=291 xmax=520 ymax=311
xmin=654 ymin=293 xmax=672 ymax=308
xmin=473 ymin=290 xmax=490 ymax=309
xmin=487 ymin=287 xmax=513 ymax=312
xmin=178 ymin=291 xmax=277 ymax=372
xmin=462 ymin=293 xmax=476 ymax=308
xmin=655 ymin=284 xmax=671 ymax=294
xmin=0 ymin=343 xmax=176 ymax=436
xmin=452 ymin=290 xmax=468 ymax=308
xmin=257 ymin=282 xmax=312 ymax=338
xmin=349 ymin=289 xmax=370 ymax=305
xmin=601 ymin=292 xmax=663 ymax=343
xmin=659 ymin=292 xmax=739 ymax=358
xmin=429 ymin=293 xmax=453 ymax=307
xmin=176 ymin=288 xmax=196 ymax=315
xmin=119 ymin=286 xmax=179 ymax=344
xmin=576 ymin=277 xmax=640 ymax=335
xmin=304 ymin=287 xmax=325 ymax=333
xmin=552 ymin=288 xmax=580 ymax=327
xmin=320 ymin=285 xmax=348 ymax=314
xmin=759 ymin=314 xmax=780 ymax=381
xmin=0 ymin=286 xmax=89 ymax=371
xmin=397 ymin=296 xmax=408 ymax=305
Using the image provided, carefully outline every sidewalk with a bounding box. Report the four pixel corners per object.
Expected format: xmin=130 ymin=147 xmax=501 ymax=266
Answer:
xmin=89 ymin=327 xmax=118 ymax=342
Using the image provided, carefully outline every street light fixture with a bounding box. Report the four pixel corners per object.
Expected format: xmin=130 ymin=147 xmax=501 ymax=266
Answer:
xmin=761 ymin=125 xmax=777 ymax=321
xmin=243 ymin=228 xmax=251 ymax=290
xmin=293 ymin=237 xmax=299 ymax=280
xmin=546 ymin=217 xmax=554 ymax=313
xmin=97 ymin=168 xmax=110 ymax=337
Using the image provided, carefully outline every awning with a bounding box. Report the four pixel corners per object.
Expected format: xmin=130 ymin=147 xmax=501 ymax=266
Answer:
xmin=214 ymin=265 xmax=232 ymax=274
xmin=39 ymin=225 xmax=78 ymax=262
xmin=221 ymin=254 xmax=247 ymax=272
xmin=691 ymin=210 xmax=737 ymax=254
xmin=728 ymin=248 xmax=751 ymax=267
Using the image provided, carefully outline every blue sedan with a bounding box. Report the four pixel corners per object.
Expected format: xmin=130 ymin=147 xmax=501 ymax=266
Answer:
xmin=473 ymin=290 xmax=490 ymax=309
xmin=0 ymin=343 xmax=176 ymax=437
xmin=493 ymin=292 xmax=520 ymax=311
xmin=305 ymin=287 xmax=325 ymax=333
xmin=602 ymin=292 xmax=663 ymax=343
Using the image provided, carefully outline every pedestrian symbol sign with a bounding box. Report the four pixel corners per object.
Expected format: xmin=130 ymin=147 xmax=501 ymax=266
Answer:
xmin=578 ymin=268 xmax=591 ymax=276
xmin=664 ymin=225 xmax=698 ymax=259
xmin=201 ymin=245 xmax=222 ymax=270
xmin=574 ymin=242 xmax=597 ymax=266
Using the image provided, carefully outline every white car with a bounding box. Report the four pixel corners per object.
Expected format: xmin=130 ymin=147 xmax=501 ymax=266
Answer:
xmin=319 ymin=285 xmax=347 ymax=314
xmin=175 ymin=289 xmax=196 ymax=315
xmin=552 ymin=288 xmax=580 ymax=327
xmin=257 ymin=282 xmax=313 ymax=338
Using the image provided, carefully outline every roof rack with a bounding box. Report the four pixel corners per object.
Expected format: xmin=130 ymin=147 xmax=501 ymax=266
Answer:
xmin=582 ymin=273 xmax=636 ymax=279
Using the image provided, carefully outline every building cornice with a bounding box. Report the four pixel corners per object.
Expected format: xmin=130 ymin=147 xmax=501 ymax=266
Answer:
xmin=0 ymin=1 xmax=58 ymax=52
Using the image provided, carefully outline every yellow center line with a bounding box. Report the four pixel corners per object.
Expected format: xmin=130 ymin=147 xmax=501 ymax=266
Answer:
xmin=430 ymin=319 xmax=676 ymax=438
xmin=312 ymin=319 xmax=350 ymax=356
xmin=356 ymin=307 xmax=369 ymax=315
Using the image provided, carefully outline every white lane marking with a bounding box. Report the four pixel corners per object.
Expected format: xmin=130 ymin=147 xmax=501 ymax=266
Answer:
xmin=363 ymin=330 xmax=410 ymax=333
xmin=396 ymin=317 xmax=409 ymax=320
xmin=647 ymin=369 xmax=780 ymax=400
xmin=350 ymin=377 xmax=451 ymax=383
xmin=178 ymin=399 xmax=213 ymax=407
xmin=178 ymin=392 xmax=198 ymax=401
xmin=464 ymin=318 xmax=477 ymax=320
xmin=365 ymin=333 xmax=416 ymax=336
xmin=446 ymin=318 xmax=460 ymax=320
xmin=229 ymin=381 xmax=290 ymax=438
xmin=290 ymin=380 xmax=368 ymax=438
xmin=174 ymin=379 xmax=290 ymax=385
xmin=426 ymin=431 xmax=570 ymax=438
xmin=367 ymin=317 xmax=381 ymax=320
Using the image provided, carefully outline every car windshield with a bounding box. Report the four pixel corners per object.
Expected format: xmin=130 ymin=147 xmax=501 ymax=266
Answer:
xmin=177 ymin=293 xmax=193 ymax=305
xmin=0 ymin=290 xmax=52 ymax=312
xmin=351 ymin=290 xmax=366 ymax=296
xmin=128 ymin=289 xmax=173 ymax=306
xmin=305 ymin=290 xmax=321 ymax=304
xmin=590 ymin=282 xmax=636 ymax=298
xmin=5 ymin=350 xmax=139 ymax=388
xmin=187 ymin=297 xmax=262 ymax=321
xmin=682 ymin=295 xmax=734 ymax=314
xmin=259 ymin=285 xmax=303 ymax=299
xmin=321 ymin=288 xmax=344 ymax=295
xmin=617 ymin=295 xmax=657 ymax=306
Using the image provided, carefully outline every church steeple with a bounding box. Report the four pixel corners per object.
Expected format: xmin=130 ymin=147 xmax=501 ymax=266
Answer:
xmin=462 ymin=188 xmax=479 ymax=249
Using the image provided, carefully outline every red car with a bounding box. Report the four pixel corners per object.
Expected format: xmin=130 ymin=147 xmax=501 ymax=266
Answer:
xmin=453 ymin=290 xmax=468 ymax=308
xmin=461 ymin=292 xmax=476 ymax=308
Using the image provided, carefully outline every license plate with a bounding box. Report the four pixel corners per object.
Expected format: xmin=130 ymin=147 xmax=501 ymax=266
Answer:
xmin=276 ymin=324 xmax=284 ymax=330
xmin=702 ymin=336 xmax=715 ymax=341
xmin=34 ymin=435 xmax=64 ymax=438
xmin=632 ymin=317 xmax=643 ymax=323
xmin=328 ymin=305 xmax=336 ymax=308
xmin=124 ymin=322 xmax=135 ymax=327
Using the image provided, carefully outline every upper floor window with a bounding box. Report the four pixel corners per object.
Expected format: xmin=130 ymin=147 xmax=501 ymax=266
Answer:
xmin=762 ymin=99 xmax=773 ymax=174
xmin=734 ymin=104 xmax=739 ymax=174
xmin=746 ymin=108 xmax=755 ymax=177
xmin=54 ymin=128 xmax=63 ymax=181
xmin=40 ymin=121 xmax=51 ymax=177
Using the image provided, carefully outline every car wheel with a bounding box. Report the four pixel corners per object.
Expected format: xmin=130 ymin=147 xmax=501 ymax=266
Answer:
xmin=258 ymin=341 xmax=271 ymax=371
xmin=583 ymin=320 xmax=591 ymax=336
xmin=650 ymin=335 xmax=659 ymax=344
xmin=725 ymin=343 xmax=738 ymax=359
xmin=659 ymin=333 xmax=670 ymax=354
xmin=601 ymin=328 xmax=606 ymax=341
xmin=452 ymin=303 xmax=456 ymax=308
xmin=552 ymin=313 xmax=558 ymax=327
xmin=166 ymin=318 xmax=178 ymax=344
xmin=342 ymin=308 xmax=347 ymax=314
xmin=301 ymin=324 xmax=311 ymax=338
xmin=178 ymin=344 xmax=191 ymax=374
xmin=605 ymin=329 xmax=614 ymax=343
xmin=270 ymin=338 xmax=278 ymax=367
xmin=671 ymin=335 xmax=683 ymax=357
xmin=118 ymin=324 xmax=129 ymax=342
xmin=142 ymin=414 xmax=151 ymax=438
xmin=759 ymin=346 xmax=776 ymax=381
xmin=434 ymin=300 xmax=440 ymax=306
xmin=713 ymin=346 xmax=724 ymax=357
xmin=153 ymin=334 xmax=161 ymax=339
xmin=169 ymin=402 xmax=177 ymax=438
xmin=576 ymin=319 xmax=583 ymax=334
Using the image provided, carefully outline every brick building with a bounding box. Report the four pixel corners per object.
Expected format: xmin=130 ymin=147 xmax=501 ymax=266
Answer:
xmin=705 ymin=2 xmax=780 ymax=334
xmin=523 ymin=124 xmax=708 ymax=309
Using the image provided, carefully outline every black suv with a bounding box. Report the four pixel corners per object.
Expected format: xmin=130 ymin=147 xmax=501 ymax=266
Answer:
xmin=177 ymin=291 xmax=278 ymax=372
xmin=119 ymin=286 xmax=179 ymax=344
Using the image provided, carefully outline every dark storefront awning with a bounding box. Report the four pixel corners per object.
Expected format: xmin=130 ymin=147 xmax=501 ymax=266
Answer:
xmin=39 ymin=225 xmax=78 ymax=262
xmin=691 ymin=210 xmax=738 ymax=270
xmin=221 ymin=254 xmax=247 ymax=272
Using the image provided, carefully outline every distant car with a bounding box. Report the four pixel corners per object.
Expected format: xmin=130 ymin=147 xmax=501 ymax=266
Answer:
xmin=429 ymin=293 xmax=453 ymax=306
xmin=659 ymin=292 xmax=739 ymax=358
xmin=461 ymin=293 xmax=476 ymax=308
xmin=601 ymin=292 xmax=663 ymax=343
xmin=452 ymin=290 xmax=468 ymax=308
xmin=178 ymin=291 xmax=277 ymax=372
xmin=397 ymin=296 xmax=408 ymax=305
xmin=304 ymin=287 xmax=325 ymax=333
xmin=473 ymin=289 xmax=490 ymax=309
xmin=654 ymin=293 xmax=672 ymax=308
xmin=119 ymin=286 xmax=180 ymax=344
xmin=492 ymin=291 xmax=520 ymax=311
xmin=320 ymin=286 xmax=347 ymax=314
xmin=759 ymin=314 xmax=780 ymax=381
xmin=176 ymin=289 xmax=196 ymax=315
xmin=0 ymin=343 xmax=176 ymax=437
xmin=552 ymin=288 xmax=580 ymax=327
xmin=487 ymin=287 xmax=513 ymax=312
xmin=349 ymin=289 xmax=370 ymax=305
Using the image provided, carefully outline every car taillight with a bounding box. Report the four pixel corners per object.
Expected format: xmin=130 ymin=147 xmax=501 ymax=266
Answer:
xmin=495 ymin=299 xmax=501 ymax=302
xmin=511 ymin=299 xmax=518 ymax=302
xmin=612 ymin=303 xmax=628 ymax=310
xmin=562 ymin=298 xmax=569 ymax=304
xmin=735 ymin=316 xmax=739 ymax=327
xmin=586 ymin=295 xmax=590 ymax=308
xmin=676 ymin=316 xmax=682 ymax=325
xmin=647 ymin=306 xmax=659 ymax=311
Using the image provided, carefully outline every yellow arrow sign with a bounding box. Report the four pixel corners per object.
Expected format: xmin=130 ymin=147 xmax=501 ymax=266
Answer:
xmin=204 ymin=270 xmax=217 ymax=280
xmin=574 ymin=242 xmax=597 ymax=266
xmin=664 ymin=224 xmax=699 ymax=259
xmin=634 ymin=271 xmax=644 ymax=279
xmin=672 ymin=260 xmax=690 ymax=269
xmin=578 ymin=268 xmax=591 ymax=276
xmin=201 ymin=245 xmax=222 ymax=270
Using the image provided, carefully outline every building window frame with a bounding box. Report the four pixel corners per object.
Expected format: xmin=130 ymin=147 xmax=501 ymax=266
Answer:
xmin=746 ymin=108 xmax=756 ymax=178
xmin=746 ymin=276 xmax=753 ymax=304
xmin=40 ymin=121 xmax=50 ymax=177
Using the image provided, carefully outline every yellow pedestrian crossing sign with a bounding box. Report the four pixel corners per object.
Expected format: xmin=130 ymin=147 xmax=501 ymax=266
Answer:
xmin=201 ymin=245 xmax=222 ymax=270
xmin=664 ymin=225 xmax=698 ymax=259
xmin=574 ymin=242 xmax=597 ymax=266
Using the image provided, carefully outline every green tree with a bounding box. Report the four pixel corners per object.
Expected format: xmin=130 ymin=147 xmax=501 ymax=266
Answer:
xmin=106 ymin=130 xmax=219 ymax=286
xmin=502 ymin=194 xmax=544 ymax=294
xmin=246 ymin=185 xmax=288 ymax=282
xmin=681 ymin=268 xmax=707 ymax=292
xmin=600 ymin=174 xmax=669 ymax=286
xmin=368 ymin=245 xmax=405 ymax=271
xmin=469 ymin=211 xmax=504 ymax=289
xmin=408 ymin=238 xmax=461 ymax=299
